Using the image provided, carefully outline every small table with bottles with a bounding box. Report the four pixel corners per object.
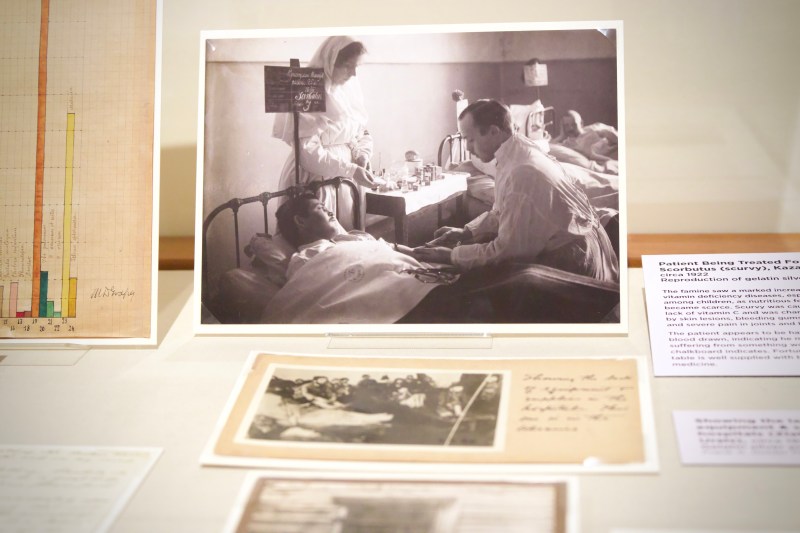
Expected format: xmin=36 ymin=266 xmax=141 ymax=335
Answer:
xmin=365 ymin=171 xmax=470 ymax=245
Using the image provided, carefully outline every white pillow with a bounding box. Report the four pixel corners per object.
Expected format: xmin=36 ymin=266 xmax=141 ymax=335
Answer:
xmin=244 ymin=233 xmax=296 ymax=287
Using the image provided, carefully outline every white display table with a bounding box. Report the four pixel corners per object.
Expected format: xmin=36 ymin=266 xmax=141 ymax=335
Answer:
xmin=1 ymin=270 xmax=798 ymax=533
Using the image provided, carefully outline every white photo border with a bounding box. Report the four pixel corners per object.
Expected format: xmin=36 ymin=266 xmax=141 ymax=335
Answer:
xmin=193 ymin=20 xmax=628 ymax=337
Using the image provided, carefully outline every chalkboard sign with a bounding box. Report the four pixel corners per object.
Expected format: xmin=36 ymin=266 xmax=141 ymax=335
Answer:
xmin=264 ymin=66 xmax=326 ymax=113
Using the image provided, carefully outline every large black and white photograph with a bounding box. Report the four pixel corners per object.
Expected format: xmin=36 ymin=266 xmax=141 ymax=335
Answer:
xmin=235 ymin=365 xmax=508 ymax=449
xmin=224 ymin=474 xmax=573 ymax=533
xmin=196 ymin=22 xmax=625 ymax=334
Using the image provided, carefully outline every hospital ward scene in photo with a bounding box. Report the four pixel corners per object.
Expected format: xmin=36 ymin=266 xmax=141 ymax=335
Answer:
xmin=199 ymin=26 xmax=622 ymax=326
xmin=243 ymin=369 xmax=503 ymax=447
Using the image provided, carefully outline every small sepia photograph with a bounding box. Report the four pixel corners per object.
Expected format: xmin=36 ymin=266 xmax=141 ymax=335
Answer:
xmin=236 ymin=365 xmax=507 ymax=449
xmin=196 ymin=21 xmax=625 ymax=335
xmin=224 ymin=474 xmax=573 ymax=533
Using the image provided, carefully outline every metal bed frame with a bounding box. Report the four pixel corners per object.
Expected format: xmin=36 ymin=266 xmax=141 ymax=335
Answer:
xmin=437 ymin=132 xmax=464 ymax=168
xmin=524 ymin=105 xmax=555 ymax=139
xmin=201 ymin=177 xmax=361 ymax=302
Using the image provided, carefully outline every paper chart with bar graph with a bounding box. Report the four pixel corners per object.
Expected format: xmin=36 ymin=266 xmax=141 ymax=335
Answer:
xmin=0 ymin=0 xmax=158 ymax=341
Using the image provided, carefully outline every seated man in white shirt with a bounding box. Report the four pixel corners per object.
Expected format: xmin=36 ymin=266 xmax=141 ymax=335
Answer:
xmin=414 ymin=99 xmax=618 ymax=283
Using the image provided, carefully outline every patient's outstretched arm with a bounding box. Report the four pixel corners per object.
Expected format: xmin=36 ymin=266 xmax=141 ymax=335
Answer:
xmin=392 ymin=243 xmax=415 ymax=256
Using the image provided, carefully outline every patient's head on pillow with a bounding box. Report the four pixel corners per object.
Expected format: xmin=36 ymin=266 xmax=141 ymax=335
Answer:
xmin=276 ymin=192 xmax=339 ymax=248
xmin=561 ymin=110 xmax=584 ymax=137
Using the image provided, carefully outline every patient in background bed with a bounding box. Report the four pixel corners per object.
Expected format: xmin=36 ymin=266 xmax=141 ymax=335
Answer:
xmin=551 ymin=110 xmax=618 ymax=172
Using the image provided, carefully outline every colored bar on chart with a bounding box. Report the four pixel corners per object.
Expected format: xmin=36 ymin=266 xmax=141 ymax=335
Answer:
xmin=39 ymin=271 xmax=49 ymax=317
xmin=31 ymin=0 xmax=51 ymax=318
xmin=61 ymin=112 xmax=75 ymax=315
xmin=54 ymin=312 xmax=61 ymax=318
xmin=0 ymin=285 xmax=4 ymax=318
xmin=9 ymin=282 xmax=18 ymax=317
xmin=46 ymin=301 xmax=54 ymax=317
xmin=68 ymin=277 xmax=77 ymax=317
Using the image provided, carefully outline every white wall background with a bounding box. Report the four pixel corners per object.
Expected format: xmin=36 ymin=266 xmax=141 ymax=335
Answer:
xmin=161 ymin=0 xmax=800 ymax=236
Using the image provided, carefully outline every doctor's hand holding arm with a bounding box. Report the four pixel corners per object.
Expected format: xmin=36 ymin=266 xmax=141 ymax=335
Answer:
xmin=425 ymin=226 xmax=473 ymax=247
xmin=412 ymin=245 xmax=454 ymax=265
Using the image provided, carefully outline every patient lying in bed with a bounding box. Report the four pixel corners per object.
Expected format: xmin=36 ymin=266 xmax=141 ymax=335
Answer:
xmin=248 ymin=191 xmax=619 ymax=325
xmin=264 ymin=192 xmax=446 ymax=323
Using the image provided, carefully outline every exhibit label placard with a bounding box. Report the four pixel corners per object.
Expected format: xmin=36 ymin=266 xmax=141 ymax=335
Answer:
xmin=673 ymin=410 xmax=800 ymax=465
xmin=642 ymin=253 xmax=800 ymax=376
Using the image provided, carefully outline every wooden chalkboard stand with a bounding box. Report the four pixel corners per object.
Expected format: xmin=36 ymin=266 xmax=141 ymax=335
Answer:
xmin=289 ymin=58 xmax=301 ymax=187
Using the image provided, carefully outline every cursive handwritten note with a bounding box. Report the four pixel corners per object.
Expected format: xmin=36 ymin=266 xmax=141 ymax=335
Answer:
xmin=264 ymin=66 xmax=326 ymax=113
xmin=516 ymin=371 xmax=637 ymax=433
xmin=0 ymin=446 xmax=160 ymax=533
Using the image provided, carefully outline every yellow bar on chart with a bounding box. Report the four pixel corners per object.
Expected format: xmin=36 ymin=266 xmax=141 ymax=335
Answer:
xmin=61 ymin=112 xmax=75 ymax=315
xmin=68 ymin=277 xmax=77 ymax=318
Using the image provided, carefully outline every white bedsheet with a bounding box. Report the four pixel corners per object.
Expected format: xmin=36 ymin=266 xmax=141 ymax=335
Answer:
xmin=261 ymin=240 xmax=439 ymax=324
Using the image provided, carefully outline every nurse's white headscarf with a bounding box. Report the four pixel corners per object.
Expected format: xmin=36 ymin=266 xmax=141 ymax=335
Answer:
xmin=272 ymin=35 xmax=369 ymax=145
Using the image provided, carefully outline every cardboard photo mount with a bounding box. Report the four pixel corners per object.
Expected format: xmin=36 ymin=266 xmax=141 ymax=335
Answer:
xmin=201 ymin=351 xmax=658 ymax=473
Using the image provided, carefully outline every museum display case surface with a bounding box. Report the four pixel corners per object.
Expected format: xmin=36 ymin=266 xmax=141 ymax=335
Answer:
xmin=2 ymin=270 xmax=799 ymax=532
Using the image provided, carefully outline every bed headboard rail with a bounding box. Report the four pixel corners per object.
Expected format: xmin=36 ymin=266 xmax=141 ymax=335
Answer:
xmin=201 ymin=177 xmax=361 ymax=301
xmin=437 ymin=132 xmax=465 ymax=167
